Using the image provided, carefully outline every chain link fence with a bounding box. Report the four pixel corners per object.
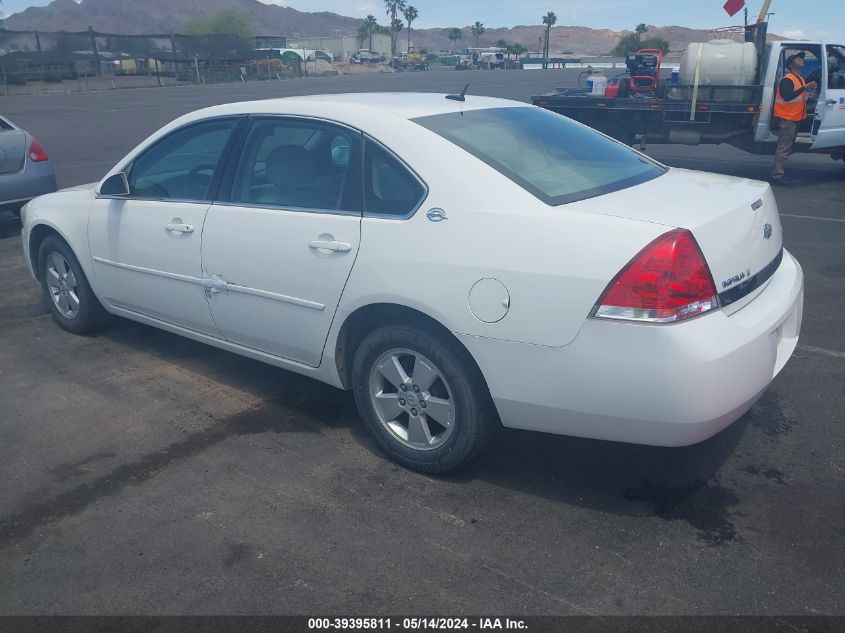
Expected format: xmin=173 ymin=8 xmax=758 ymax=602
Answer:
xmin=0 ymin=29 xmax=319 ymax=95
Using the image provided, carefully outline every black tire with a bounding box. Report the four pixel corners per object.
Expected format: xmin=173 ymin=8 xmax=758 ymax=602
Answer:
xmin=38 ymin=235 xmax=110 ymax=334
xmin=351 ymin=323 xmax=496 ymax=473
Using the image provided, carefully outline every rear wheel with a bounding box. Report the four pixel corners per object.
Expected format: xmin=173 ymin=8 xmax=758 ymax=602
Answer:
xmin=351 ymin=324 xmax=496 ymax=473
xmin=38 ymin=235 xmax=110 ymax=334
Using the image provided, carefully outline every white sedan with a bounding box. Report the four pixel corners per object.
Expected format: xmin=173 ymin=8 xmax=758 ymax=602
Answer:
xmin=20 ymin=93 xmax=804 ymax=472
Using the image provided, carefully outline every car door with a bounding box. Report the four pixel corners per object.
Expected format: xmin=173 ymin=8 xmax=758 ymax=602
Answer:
xmin=88 ymin=116 xmax=241 ymax=335
xmin=812 ymin=45 xmax=845 ymax=150
xmin=201 ymin=117 xmax=363 ymax=367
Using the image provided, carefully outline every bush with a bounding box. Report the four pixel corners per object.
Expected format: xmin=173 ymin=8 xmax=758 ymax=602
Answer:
xmin=4 ymin=74 xmax=27 ymax=86
xmin=42 ymin=71 xmax=64 ymax=83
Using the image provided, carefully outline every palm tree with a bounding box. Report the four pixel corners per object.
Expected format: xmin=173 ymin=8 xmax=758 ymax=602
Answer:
xmin=542 ymin=11 xmax=557 ymax=68
xmin=384 ymin=0 xmax=407 ymax=59
xmin=364 ymin=14 xmax=379 ymax=52
xmin=471 ymin=21 xmax=485 ymax=48
xmin=635 ymin=23 xmax=648 ymax=41
xmin=447 ymin=27 xmax=462 ymax=51
xmin=402 ymin=5 xmax=418 ymax=55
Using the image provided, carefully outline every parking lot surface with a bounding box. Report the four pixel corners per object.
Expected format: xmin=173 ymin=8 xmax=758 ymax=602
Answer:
xmin=0 ymin=71 xmax=843 ymax=615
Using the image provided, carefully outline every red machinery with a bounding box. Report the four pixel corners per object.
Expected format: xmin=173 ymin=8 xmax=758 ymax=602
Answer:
xmin=626 ymin=48 xmax=663 ymax=96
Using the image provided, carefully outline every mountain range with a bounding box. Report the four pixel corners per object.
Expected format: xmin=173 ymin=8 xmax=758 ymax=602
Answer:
xmin=2 ymin=0 xmax=778 ymax=55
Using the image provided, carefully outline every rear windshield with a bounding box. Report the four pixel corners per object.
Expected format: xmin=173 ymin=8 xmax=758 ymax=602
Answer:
xmin=414 ymin=107 xmax=665 ymax=206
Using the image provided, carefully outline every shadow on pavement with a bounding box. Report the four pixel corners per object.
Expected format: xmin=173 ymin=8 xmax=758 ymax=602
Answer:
xmin=82 ymin=316 xmax=755 ymax=547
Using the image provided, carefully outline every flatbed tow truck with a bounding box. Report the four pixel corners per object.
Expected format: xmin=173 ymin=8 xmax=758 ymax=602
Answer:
xmin=532 ymin=21 xmax=845 ymax=162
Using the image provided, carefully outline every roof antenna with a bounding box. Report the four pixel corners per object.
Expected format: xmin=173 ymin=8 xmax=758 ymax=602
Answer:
xmin=446 ymin=83 xmax=470 ymax=102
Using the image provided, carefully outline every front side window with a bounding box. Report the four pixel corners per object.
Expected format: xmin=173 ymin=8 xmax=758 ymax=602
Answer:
xmin=415 ymin=106 xmax=665 ymax=206
xmin=230 ymin=118 xmax=361 ymax=212
xmin=128 ymin=118 xmax=238 ymax=201
xmin=364 ymin=139 xmax=426 ymax=216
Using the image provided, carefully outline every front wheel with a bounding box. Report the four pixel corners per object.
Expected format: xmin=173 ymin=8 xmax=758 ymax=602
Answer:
xmin=351 ymin=324 xmax=496 ymax=473
xmin=38 ymin=235 xmax=110 ymax=334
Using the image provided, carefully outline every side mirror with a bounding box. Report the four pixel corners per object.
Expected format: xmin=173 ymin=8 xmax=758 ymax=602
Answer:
xmin=99 ymin=172 xmax=130 ymax=197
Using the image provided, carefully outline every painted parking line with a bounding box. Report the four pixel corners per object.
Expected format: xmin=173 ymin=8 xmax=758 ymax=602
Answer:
xmin=799 ymin=345 xmax=845 ymax=360
xmin=781 ymin=213 xmax=845 ymax=223
xmin=54 ymin=160 xmax=121 ymax=172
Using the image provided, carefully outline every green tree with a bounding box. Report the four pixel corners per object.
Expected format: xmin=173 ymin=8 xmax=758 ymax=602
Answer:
xmin=496 ymin=39 xmax=508 ymax=50
xmin=391 ymin=17 xmax=404 ymax=55
xmin=635 ymin=23 xmax=648 ymax=40
xmin=358 ymin=24 xmax=369 ymax=48
xmin=362 ymin=14 xmax=379 ymax=51
xmin=612 ymin=32 xmax=669 ymax=56
xmin=185 ymin=9 xmax=254 ymax=44
xmin=384 ymin=0 xmax=407 ymax=59
xmin=542 ymin=11 xmax=557 ymax=68
xmin=471 ymin=21 xmax=485 ymax=48
xmin=403 ymin=5 xmax=418 ymax=55
xmin=447 ymin=27 xmax=462 ymax=50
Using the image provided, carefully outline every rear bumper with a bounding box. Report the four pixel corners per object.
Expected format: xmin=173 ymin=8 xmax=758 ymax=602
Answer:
xmin=459 ymin=249 xmax=804 ymax=446
xmin=0 ymin=163 xmax=57 ymax=209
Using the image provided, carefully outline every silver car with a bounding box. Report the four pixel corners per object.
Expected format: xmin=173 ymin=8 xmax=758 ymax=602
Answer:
xmin=0 ymin=115 xmax=57 ymax=216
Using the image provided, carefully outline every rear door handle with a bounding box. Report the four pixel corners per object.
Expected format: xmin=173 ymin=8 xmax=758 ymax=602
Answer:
xmin=166 ymin=223 xmax=194 ymax=234
xmin=309 ymin=240 xmax=352 ymax=252
xmin=826 ymin=99 xmax=838 ymax=106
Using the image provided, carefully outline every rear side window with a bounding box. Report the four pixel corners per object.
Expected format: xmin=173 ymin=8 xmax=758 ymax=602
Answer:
xmin=364 ymin=139 xmax=426 ymax=217
xmin=414 ymin=107 xmax=665 ymax=206
xmin=0 ymin=117 xmax=13 ymax=131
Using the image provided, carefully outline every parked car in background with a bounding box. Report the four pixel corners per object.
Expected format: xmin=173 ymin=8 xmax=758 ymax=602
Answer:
xmin=20 ymin=94 xmax=803 ymax=473
xmin=0 ymin=115 xmax=57 ymax=217
xmin=352 ymin=50 xmax=385 ymax=64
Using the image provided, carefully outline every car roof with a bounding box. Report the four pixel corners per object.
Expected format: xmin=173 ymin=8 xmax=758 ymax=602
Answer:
xmin=192 ymin=92 xmax=529 ymax=122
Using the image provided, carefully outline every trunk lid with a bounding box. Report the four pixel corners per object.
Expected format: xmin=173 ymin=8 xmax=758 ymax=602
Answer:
xmin=578 ymin=168 xmax=783 ymax=306
xmin=0 ymin=130 xmax=27 ymax=175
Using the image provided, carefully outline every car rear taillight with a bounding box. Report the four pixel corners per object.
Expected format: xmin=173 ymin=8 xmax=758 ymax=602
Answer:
xmin=593 ymin=229 xmax=719 ymax=323
xmin=28 ymin=140 xmax=48 ymax=162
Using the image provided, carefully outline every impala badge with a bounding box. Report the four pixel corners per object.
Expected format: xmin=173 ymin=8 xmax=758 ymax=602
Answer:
xmin=762 ymin=223 xmax=773 ymax=240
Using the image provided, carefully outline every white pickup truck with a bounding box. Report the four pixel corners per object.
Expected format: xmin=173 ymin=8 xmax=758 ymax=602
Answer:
xmin=533 ymin=36 xmax=845 ymax=162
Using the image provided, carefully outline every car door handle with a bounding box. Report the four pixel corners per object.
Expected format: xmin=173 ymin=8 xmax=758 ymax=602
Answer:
xmin=308 ymin=240 xmax=352 ymax=252
xmin=165 ymin=223 xmax=194 ymax=234
xmin=826 ymin=99 xmax=838 ymax=106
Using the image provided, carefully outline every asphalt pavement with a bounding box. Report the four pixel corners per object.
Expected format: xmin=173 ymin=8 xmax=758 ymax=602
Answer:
xmin=0 ymin=70 xmax=843 ymax=615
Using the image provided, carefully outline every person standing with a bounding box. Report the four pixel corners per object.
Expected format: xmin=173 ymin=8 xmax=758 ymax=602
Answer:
xmin=770 ymin=52 xmax=817 ymax=186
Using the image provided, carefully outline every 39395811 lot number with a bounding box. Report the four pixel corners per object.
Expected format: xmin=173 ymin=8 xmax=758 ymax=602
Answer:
xmin=307 ymin=618 xmax=479 ymax=630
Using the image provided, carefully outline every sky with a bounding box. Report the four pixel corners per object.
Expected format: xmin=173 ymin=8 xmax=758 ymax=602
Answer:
xmin=0 ymin=0 xmax=832 ymax=40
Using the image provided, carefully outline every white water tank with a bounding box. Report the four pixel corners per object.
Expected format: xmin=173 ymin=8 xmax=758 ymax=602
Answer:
xmin=680 ymin=40 xmax=758 ymax=86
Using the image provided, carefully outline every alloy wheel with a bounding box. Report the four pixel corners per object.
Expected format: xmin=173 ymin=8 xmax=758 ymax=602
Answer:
xmin=368 ymin=348 xmax=456 ymax=451
xmin=45 ymin=251 xmax=80 ymax=319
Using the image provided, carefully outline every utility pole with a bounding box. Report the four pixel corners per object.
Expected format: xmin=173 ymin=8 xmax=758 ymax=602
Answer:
xmin=743 ymin=7 xmax=749 ymax=27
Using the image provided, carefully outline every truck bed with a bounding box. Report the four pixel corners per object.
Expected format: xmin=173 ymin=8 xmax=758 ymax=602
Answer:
xmin=532 ymin=84 xmax=765 ymax=146
xmin=533 ymin=84 xmax=764 ymax=116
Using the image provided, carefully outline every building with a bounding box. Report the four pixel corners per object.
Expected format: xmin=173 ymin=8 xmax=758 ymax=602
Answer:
xmin=254 ymin=35 xmax=287 ymax=49
xmin=286 ymin=33 xmax=409 ymax=62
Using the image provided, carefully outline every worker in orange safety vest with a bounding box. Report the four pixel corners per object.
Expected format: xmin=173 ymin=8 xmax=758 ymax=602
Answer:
xmin=770 ymin=52 xmax=818 ymax=185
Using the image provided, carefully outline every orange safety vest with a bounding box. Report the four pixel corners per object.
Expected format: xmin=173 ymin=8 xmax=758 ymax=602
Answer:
xmin=774 ymin=72 xmax=808 ymax=122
